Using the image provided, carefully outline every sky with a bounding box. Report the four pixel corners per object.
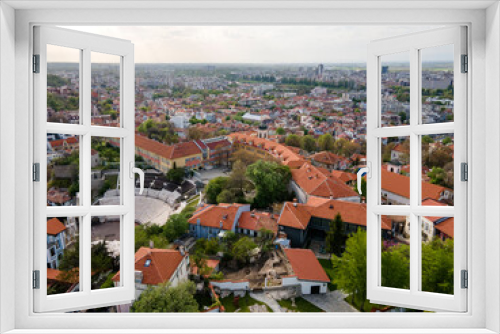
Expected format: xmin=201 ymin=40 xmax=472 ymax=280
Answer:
xmin=50 ymin=25 xmax=453 ymax=64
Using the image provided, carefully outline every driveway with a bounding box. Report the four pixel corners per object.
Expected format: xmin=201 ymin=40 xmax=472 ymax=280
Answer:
xmin=302 ymin=291 xmax=358 ymax=312
xmin=249 ymin=292 xmax=283 ymax=312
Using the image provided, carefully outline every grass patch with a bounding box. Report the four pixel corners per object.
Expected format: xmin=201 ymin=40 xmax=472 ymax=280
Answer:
xmin=220 ymin=293 xmax=273 ymax=313
xmin=278 ymin=297 xmax=324 ymax=312
xmin=318 ymin=258 xmax=337 ymax=291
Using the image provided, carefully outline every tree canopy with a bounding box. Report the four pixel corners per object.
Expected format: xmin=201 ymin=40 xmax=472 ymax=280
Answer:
xmin=205 ymin=176 xmax=229 ymax=204
xmin=246 ymin=160 xmax=291 ymax=208
xmin=285 ymin=134 xmax=301 ymax=148
xmin=131 ymin=281 xmax=199 ymax=313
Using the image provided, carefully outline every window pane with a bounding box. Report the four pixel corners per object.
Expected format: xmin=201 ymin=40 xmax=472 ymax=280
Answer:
xmin=421 ymin=44 xmax=454 ymax=124
xmin=91 ymin=137 xmax=121 ymax=205
xmin=421 ymin=134 xmax=454 ymax=205
xmin=91 ymin=215 xmax=121 ymax=290
xmin=91 ymin=52 xmax=121 ymax=126
xmin=380 ymin=51 xmax=410 ymax=127
xmin=381 ymin=215 xmax=410 ymax=290
xmin=381 ymin=136 xmax=410 ymax=205
xmin=420 ymin=215 xmax=454 ymax=294
xmin=47 ymin=134 xmax=81 ymax=206
xmin=47 ymin=217 xmax=80 ymax=295
xmin=47 ymin=45 xmax=80 ymax=124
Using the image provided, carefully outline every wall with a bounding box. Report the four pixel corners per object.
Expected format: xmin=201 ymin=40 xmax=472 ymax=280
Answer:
xmin=0 ymin=2 xmax=15 ymax=333
xmin=297 ymin=280 xmax=328 ymax=295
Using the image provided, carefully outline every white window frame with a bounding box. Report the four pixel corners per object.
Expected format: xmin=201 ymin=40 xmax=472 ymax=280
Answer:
xmin=32 ymin=26 xmax=136 ymax=312
xmin=366 ymin=26 xmax=467 ymax=312
xmin=0 ymin=2 xmax=498 ymax=334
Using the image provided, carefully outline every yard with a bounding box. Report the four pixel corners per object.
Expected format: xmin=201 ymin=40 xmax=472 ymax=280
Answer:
xmin=220 ymin=293 xmax=273 ymax=312
xmin=277 ymin=297 xmax=324 ymax=312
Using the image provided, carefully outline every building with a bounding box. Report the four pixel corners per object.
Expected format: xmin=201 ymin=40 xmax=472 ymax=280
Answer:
xmin=309 ymin=151 xmax=348 ymax=170
xmin=195 ymin=137 xmax=232 ymax=168
xmin=290 ymin=163 xmax=360 ymax=203
xmin=235 ymin=210 xmax=279 ymax=237
xmin=282 ymin=248 xmax=329 ymax=294
xmin=112 ymin=247 xmax=190 ymax=312
xmin=381 ymin=169 xmax=453 ymax=205
xmin=403 ymin=198 xmax=454 ymax=241
xmin=46 ymin=218 xmax=67 ymax=269
xmin=277 ymin=197 xmax=391 ymax=247
xmin=170 ymin=115 xmax=190 ymax=129
xmin=188 ymin=203 xmax=250 ymax=239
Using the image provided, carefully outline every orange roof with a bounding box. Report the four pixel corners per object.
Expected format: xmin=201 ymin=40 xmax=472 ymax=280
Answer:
xmin=49 ymin=136 xmax=79 ymax=148
xmin=188 ymin=203 xmax=246 ymax=230
xmin=434 ymin=217 xmax=454 ymax=238
xmin=291 ymin=163 xmax=359 ymax=199
xmin=310 ymin=151 xmax=344 ymax=166
xmin=135 ymin=135 xmax=201 ymax=160
xmin=381 ymin=169 xmax=452 ymax=201
xmin=330 ymin=170 xmax=357 ymax=184
xmin=278 ymin=198 xmax=391 ymax=231
xmin=47 ymin=268 xmax=79 ymax=284
xmin=47 ymin=218 xmax=67 ymax=235
xmin=284 ymin=249 xmax=330 ymax=283
xmin=112 ymin=247 xmax=185 ymax=285
xmin=237 ymin=211 xmax=279 ymax=235
xmin=191 ymin=259 xmax=220 ymax=276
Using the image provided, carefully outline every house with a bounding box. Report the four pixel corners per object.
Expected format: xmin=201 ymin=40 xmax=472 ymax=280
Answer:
xmin=282 ymin=248 xmax=330 ymax=294
xmin=277 ymin=197 xmax=391 ymax=247
xmin=48 ymin=136 xmax=79 ymax=152
xmin=290 ymin=163 xmax=360 ymax=203
xmin=235 ymin=210 xmax=279 ymax=237
xmin=403 ymin=198 xmax=454 ymax=241
xmin=381 ymin=169 xmax=454 ymax=205
xmin=90 ymin=149 xmax=100 ymax=168
xmin=46 ymin=218 xmax=67 ymax=269
xmin=112 ymin=247 xmax=190 ymax=312
xmin=309 ymin=151 xmax=347 ymax=170
xmin=188 ymin=203 xmax=250 ymax=239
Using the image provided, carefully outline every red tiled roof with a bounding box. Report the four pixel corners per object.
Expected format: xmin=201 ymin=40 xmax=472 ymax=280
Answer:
xmin=237 ymin=211 xmax=278 ymax=235
xmin=330 ymin=170 xmax=357 ymax=184
xmin=205 ymin=139 xmax=231 ymax=150
xmin=284 ymin=249 xmax=330 ymax=283
xmin=47 ymin=217 xmax=67 ymax=235
xmin=191 ymin=259 xmax=220 ymax=276
xmin=310 ymin=151 xmax=343 ymax=166
xmin=291 ymin=163 xmax=359 ymax=199
xmin=381 ymin=169 xmax=452 ymax=201
xmin=188 ymin=203 xmax=246 ymax=230
xmin=434 ymin=217 xmax=454 ymax=238
xmin=47 ymin=268 xmax=79 ymax=284
xmin=135 ymin=135 xmax=201 ymax=160
xmin=112 ymin=247 xmax=185 ymax=285
xmin=49 ymin=136 xmax=79 ymax=148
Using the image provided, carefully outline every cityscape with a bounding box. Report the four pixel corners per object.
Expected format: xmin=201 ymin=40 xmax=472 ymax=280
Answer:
xmin=45 ymin=51 xmax=455 ymax=313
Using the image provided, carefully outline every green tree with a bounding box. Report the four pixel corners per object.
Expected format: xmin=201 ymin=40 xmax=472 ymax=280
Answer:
xmin=422 ymin=238 xmax=454 ymax=294
xmin=216 ymin=189 xmax=237 ymax=204
xmin=131 ymin=281 xmax=199 ymax=313
xmin=318 ymin=133 xmax=334 ymax=151
xmin=422 ymin=135 xmax=435 ymax=144
xmin=276 ymin=127 xmax=286 ymax=135
xmin=285 ymin=134 xmax=301 ymax=148
xmin=166 ymin=167 xmax=185 ymax=184
xmin=300 ymin=135 xmax=317 ymax=152
xmin=325 ymin=213 xmax=346 ymax=256
xmin=135 ymin=224 xmax=169 ymax=252
xmin=332 ymin=229 xmax=367 ymax=311
xmin=381 ymin=244 xmax=410 ymax=289
xmin=228 ymin=160 xmax=248 ymax=198
xmin=246 ymin=161 xmax=291 ymax=208
xmin=163 ymin=214 xmax=189 ymax=241
xmin=442 ymin=137 xmax=453 ymax=145
xmin=230 ymin=237 xmax=257 ymax=265
xmin=205 ymin=176 xmax=229 ymax=204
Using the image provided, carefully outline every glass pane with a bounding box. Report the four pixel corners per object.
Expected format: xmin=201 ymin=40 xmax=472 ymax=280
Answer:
xmin=47 ymin=216 xmax=80 ymax=295
xmin=91 ymin=52 xmax=121 ymax=126
xmin=47 ymin=45 xmax=80 ymax=124
xmin=91 ymin=137 xmax=121 ymax=205
xmin=381 ymin=215 xmax=410 ymax=290
xmin=421 ymin=44 xmax=454 ymax=124
xmin=47 ymin=133 xmax=81 ymax=206
xmin=380 ymin=51 xmax=410 ymax=127
xmin=420 ymin=215 xmax=454 ymax=295
xmin=421 ymin=134 xmax=454 ymax=205
xmin=381 ymin=136 xmax=410 ymax=205
xmin=91 ymin=215 xmax=121 ymax=290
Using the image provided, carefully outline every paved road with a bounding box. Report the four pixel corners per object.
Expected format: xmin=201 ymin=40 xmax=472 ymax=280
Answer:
xmin=249 ymin=292 xmax=283 ymax=312
xmin=302 ymin=291 xmax=359 ymax=312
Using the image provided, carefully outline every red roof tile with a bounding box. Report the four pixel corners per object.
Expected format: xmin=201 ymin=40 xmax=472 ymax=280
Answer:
xmin=381 ymin=169 xmax=452 ymax=201
xmin=284 ymin=249 xmax=330 ymax=282
xmin=47 ymin=217 xmax=67 ymax=235
xmin=188 ymin=203 xmax=246 ymax=230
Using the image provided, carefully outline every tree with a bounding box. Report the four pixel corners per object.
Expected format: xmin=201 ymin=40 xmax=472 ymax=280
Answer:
xmin=228 ymin=160 xmax=249 ymax=197
xmin=332 ymin=229 xmax=367 ymax=311
xmin=381 ymin=244 xmax=410 ymax=290
xmin=163 ymin=214 xmax=189 ymax=241
xmin=59 ymin=238 xmax=116 ymax=275
xmin=422 ymin=135 xmax=434 ymax=144
xmin=229 ymin=149 xmax=259 ymax=167
xmin=134 ymin=224 xmax=170 ymax=252
xmin=276 ymin=127 xmax=286 ymax=135
xmin=246 ymin=161 xmax=292 ymax=208
xmin=285 ymin=134 xmax=301 ymax=148
xmin=300 ymin=135 xmax=317 ymax=152
xmin=325 ymin=213 xmax=346 ymax=256
xmin=166 ymin=167 xmax=185 ymax=184
xmin=442 ymin=136 xmax=453 ymax=145
xmin=318 ymin=133 xmax=334 ymax=151
xmin=256 ymin=228 xmax=274 ymax=253
xmin=216 ymin=189 xmax=237 ymax=204
xmin=421 ymin=238 xmax=454 ymax=294
xmin=205 ymin=176 xmax=229 ymax=204
xmin=230 ymin=237 xmax=257 ymax=265
xmin=131 ymin=281 xmax=199 ymax=312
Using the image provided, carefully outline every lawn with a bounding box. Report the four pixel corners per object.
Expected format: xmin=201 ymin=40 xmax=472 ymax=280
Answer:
xmin=220 ymin=293 xmax=273 ymax=312
xmin=318 ymin=258 xmax=337 ymax=291
xmin=277 ymin=297 xmax=324 ymax=312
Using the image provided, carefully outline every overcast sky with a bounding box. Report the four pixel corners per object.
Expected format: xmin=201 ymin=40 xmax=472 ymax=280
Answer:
xmin=52 ymin=25 xmax=452 ymax=64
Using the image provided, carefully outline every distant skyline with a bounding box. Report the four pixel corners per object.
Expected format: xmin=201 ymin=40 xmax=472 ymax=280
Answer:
xmin=52 ymin=26 xmax=453 ymax=64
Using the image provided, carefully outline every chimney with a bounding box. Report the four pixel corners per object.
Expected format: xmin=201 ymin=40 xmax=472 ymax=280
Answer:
xmin=149 ymin=240 xmax=154 ymax=249
xmin=293 ymin=198 xmax=297 ymax=203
